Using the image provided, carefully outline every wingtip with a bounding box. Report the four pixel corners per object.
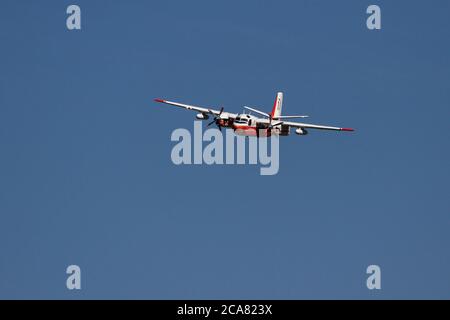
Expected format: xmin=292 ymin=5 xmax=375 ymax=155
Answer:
xmin=341 ymin=128 xmax=355 ymax=132
xmin=154 ymin=98 xmax=165 ymax=103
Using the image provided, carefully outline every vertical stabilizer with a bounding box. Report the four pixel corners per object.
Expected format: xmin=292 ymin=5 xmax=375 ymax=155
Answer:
xmin=271 ymin=92 xmax=283 ymax=118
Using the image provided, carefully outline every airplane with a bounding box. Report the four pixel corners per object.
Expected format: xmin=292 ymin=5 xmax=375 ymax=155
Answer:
xmin=154 ymin=92 xmax=354 ymax=137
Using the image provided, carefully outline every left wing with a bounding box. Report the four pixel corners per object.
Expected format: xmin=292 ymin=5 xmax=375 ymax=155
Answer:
xmin=154 ymin=98 xmax=237 ymax=119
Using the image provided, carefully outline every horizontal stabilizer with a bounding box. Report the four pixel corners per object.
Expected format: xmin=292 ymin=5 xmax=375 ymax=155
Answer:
xmin=243 ymin=106 xmax=270 ymax=118
xmin=273 ymin=115 xmax=309 ymax=119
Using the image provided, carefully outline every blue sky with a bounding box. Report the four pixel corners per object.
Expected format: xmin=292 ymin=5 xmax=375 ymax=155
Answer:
xmin=0 ymin=0 xmax=449 ymax=299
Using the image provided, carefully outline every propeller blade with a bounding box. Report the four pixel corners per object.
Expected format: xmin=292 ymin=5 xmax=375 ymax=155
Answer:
xmin=207 ymin=120 xmax=216 ymax=127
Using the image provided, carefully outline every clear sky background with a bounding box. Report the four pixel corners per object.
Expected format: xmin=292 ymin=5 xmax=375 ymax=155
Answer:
xmin=0 ymin=0 xmax=449 ymax=299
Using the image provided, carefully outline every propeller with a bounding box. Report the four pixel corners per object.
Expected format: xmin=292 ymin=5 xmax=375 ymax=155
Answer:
xmin=207 ymin=107 xmax=224 ymax=131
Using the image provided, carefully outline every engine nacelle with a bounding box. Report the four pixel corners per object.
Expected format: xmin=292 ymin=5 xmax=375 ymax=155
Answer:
xmin=196 ymin=113 xmax=209 ymax=120
xmin=295 ymin=128 xmax=308 ymax=135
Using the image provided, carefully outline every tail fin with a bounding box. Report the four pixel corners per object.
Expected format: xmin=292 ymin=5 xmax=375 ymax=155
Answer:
xmin=270 ymin=92 xmax=283 ymax=118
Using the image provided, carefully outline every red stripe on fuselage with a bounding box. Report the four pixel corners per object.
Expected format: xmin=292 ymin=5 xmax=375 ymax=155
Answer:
xmin=233 ymin=125 xmax=273 ymax=137
xmin=233 ymin=125 xmax=256 ymax=131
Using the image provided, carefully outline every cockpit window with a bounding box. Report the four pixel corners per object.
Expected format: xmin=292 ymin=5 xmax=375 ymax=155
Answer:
xmin=235 ymin=116 xmax=249 ymax=124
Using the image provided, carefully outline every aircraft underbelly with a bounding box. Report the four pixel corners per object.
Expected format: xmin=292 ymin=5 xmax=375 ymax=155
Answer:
xmin=234 ymin=126 xmax=273 ymax=137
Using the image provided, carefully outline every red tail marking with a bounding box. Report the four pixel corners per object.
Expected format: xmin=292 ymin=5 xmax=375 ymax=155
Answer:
xmin=270 ymin=96 xmax=278 ymax=118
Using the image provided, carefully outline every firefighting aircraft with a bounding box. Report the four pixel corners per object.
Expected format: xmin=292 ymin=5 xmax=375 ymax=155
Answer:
xmin=154 ymin=92 xmax=354 ymax=137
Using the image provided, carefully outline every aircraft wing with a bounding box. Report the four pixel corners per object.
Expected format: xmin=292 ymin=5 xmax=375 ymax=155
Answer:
xmin=282 ymin=120 xmax=354 ymax=132
xmin=154 ymin=98 xmax=237 ymax=119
